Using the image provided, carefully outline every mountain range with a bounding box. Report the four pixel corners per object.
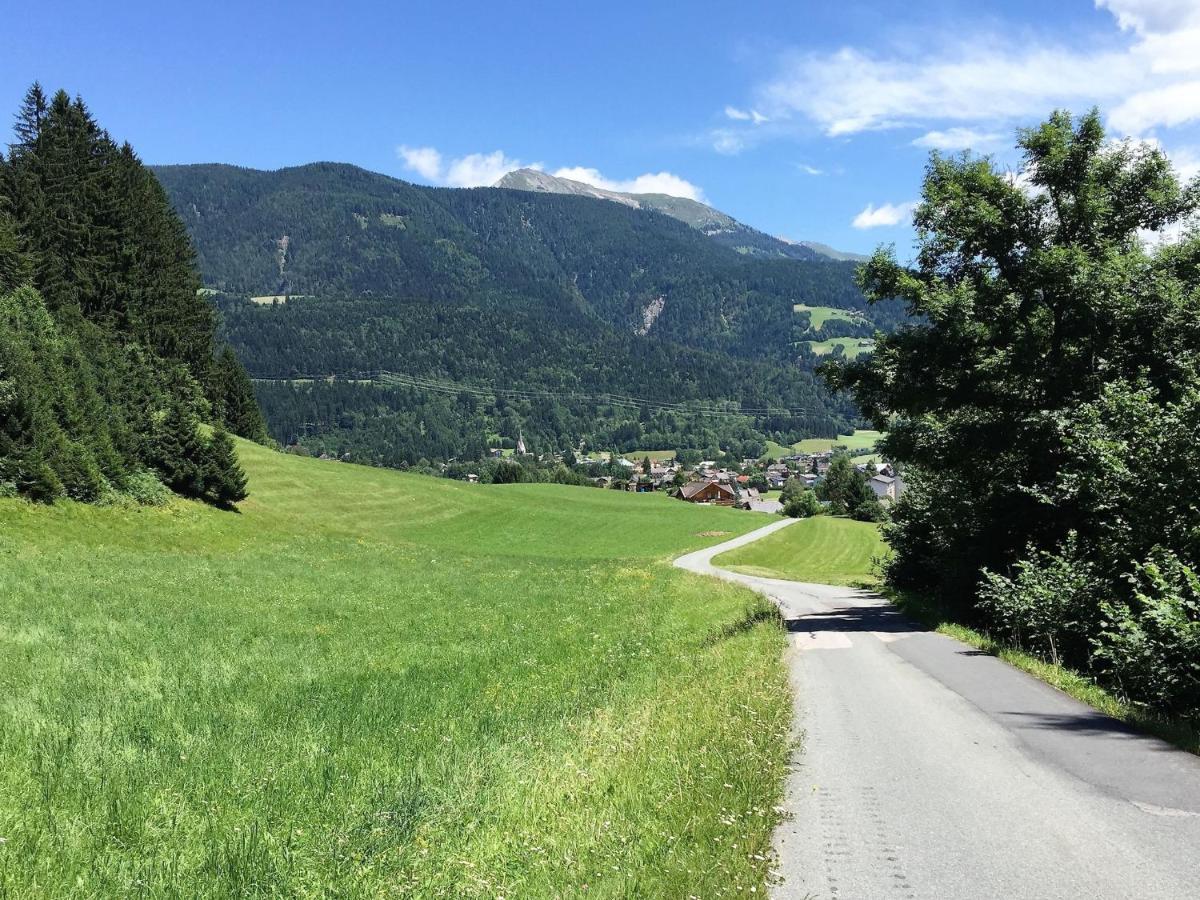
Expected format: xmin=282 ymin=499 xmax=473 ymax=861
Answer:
xmin=494 ymin=168 xmax=867 ymax=262
xmin=152 ymin=161 xmax=900 ymax=465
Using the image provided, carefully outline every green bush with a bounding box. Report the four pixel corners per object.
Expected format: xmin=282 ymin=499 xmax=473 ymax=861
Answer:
xmin=1094 ymin=549 xmax=1200 ymax=717
xmin=782 ymin=489 xmax=822 ymax=519
xmin=978 ymin=536 xmax=1098 ymax=666
xmin=124 ymin=469 xmax=173 ymax=507
xmin=487 ymin=459 xmax=527 ymax=484
xmin=851 ymin=498 xmax=886 ymax=522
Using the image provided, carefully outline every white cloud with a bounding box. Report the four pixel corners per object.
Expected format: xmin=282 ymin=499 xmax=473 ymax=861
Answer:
xmin=735 ymin=1 xmax=1200 ymax=143
xmin=1169 ymin=146 xmax=1200 ymax=181
xmin=396 ymin=146 xmax=538 ymax=187
xmin=1096 ymin=0 xmax=1200 ymax=35
xmin=913 ymin=127 xmax=1004 ymax=151
xmin=725 ymin=105 xmax=769 ymax=125
xmin=852 ymin=201 xmax=917 ymax=229
xmin=1110 ymin=80 xmax=1200 ymax=133
xmin=552 ymin=166 xmax=706 ymax=201
xmin=397 ymin=145 xmax=442 ymax=180
xmin=759 ymin=44 xmax=1137 ymax=137
xmin=711 ymin=128 xmax=746 ymax=155
xmin=443 ymin=151 xmax=531 ymax=188
xmin=396 ymin=146 xmax=705 ymax=201
xmin=797 ymin=163 xmax=825 ymax=176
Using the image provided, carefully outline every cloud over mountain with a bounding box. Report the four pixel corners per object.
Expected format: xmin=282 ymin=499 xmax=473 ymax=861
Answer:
xmin=397 ymin=146 xmax=704 ymax=201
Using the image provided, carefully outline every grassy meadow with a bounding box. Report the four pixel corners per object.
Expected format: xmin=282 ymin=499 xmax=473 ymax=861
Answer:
xmin=584 ymin=449 xmax=676 ymax=463
xmin=713 ymin=517 xmax=889 ymax=587
xmin=792 ymin=429 xmax=884 ymax=455
xmin=760 ymin=429 xmax=885 ymax=460
xmin=0 ymin=441 xmax=792 ymax=897
xmin=800 ymin=337 xmax=873 ymax=358
xmin=791 ymin=304 xmax=865 ymax=329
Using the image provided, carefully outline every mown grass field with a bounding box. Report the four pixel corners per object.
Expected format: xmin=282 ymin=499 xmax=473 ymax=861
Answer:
xmin=761 ymin=430 xmax=885 ymax=460
xmin=0 ymin=441 xmax=792 ymax=897
xmin=791 ymin=304 xmax=865 ymax=329
xmin=585 ymin=449 xmax=676 ymax=463
xmin=626 ymin=449 xmax=677 ymax=462
xmin=712 ymin=517 xmax=889 ymax=586
xmin=792 ymin=429 xmax=885 ymax=455
xmin=801 ymin=336 xmax=874 ymax=358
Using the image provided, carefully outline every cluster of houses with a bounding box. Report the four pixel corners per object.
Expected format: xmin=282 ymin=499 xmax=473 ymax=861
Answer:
xmin=476 ymin=435 xmax=906 ymax=511
xmin=574 ymin=449 xmax=906 ymax=512
xmin=667 ymin=452 xmax=905 ymax=510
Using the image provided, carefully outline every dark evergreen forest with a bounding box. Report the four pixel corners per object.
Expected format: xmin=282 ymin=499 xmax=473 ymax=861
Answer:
xmin=0 ymin=85 xmax=264 ymax=504
xmin=155 ymin=162 xmax=901 ymax=462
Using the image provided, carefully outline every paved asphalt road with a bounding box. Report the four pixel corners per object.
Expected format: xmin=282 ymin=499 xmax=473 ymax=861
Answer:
xmin=675 ymin=520 xmax=1200 ymax=899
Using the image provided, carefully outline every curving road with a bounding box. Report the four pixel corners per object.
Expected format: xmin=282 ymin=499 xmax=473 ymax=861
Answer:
xmin=675 ymin=520 xmax=1200 ymax=899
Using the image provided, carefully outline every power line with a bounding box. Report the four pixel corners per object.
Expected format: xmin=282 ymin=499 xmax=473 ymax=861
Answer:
xmin=250 ymin=370 xmax=815 ymax=419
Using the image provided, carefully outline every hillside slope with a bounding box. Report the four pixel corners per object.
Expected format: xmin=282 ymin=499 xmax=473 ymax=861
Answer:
xmin=0 ymin=440 xmax=790 ymax=896
xmin=149 ymin=162 xmax=906 ymax=461
xmin=152 ymin=162 xmax=894 ymax=358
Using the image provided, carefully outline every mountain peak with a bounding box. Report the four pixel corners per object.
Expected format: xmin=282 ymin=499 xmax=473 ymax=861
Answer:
xmin=495 ymin=169 xmax=859 ymax=262
xmin=495 ymin=169 xmax=642 ymax=209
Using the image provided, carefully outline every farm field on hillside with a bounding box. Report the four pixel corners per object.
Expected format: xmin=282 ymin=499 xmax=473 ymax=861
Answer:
xmin=761 ymin=430 xmax=885 ymax=459
xmin=626 ymin=448 xmax=677 ymax=462
xmin=586 ymin=449 xmax=676 ymax=462
xmin=793 ymin=429 xmax=885 ymax=455
xmin=0 ymin=442 xmax=790 ymax=897
xmin=801 ymin=336 xmax=874 ymax=358
xmin=792 ymin=304 xmax=866 ymax=329
xmin=713 ymin=517 xmax=889 ymax=586
xmin=760 ymin=440 xmax=794 ymax=459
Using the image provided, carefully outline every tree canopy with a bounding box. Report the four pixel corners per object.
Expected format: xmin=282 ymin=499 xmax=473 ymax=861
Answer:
xmin=828 ymin=109 xmax=1200 ymax=715
xmin=0 ymin=85 xmax=263 ymax=504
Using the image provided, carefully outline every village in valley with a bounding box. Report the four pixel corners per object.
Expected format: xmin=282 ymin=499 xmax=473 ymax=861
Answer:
xmin=290 ymin=425 xmax=905 ymax=515
xmin=589 ymin=451 xmax=904 ymax=512
xmin=465 ymin=434 xmax=907 ymax=514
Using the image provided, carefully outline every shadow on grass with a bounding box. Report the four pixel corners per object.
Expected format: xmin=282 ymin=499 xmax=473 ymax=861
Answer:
xmin=702 ymin=600 xmax=784 ymax=647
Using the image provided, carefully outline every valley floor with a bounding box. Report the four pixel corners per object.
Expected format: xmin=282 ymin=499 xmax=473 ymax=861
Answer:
xmin=0 ymin=442 xmax=790 ymax=897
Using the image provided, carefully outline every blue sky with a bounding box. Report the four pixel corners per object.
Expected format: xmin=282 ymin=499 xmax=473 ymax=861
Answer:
xmin=5 ymin=0 xmax=1199 ymax=254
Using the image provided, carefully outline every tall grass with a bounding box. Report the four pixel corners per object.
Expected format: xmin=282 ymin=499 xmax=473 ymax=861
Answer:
xmin=0 ymin=442 xmax=791 ymax=897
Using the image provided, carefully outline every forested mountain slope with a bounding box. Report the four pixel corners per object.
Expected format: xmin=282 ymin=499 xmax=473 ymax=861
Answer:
xmin=153 ymin=162 xmax=900 ymax=357
xmin=153 ymin=162 xmax=899 ymax=463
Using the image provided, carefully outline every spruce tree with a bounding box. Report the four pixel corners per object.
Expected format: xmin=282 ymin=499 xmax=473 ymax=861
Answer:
xmin=150 ymin=398 xmax=208 ymax=498
xmin=212 ymin=346 xmax=268 ymax=441
xmin=0 ymin=199 xmax=31 ymax=293
xmin=11 ymin=83 xmax=47 ymax=149
xmin=204 ymin=424 xmax=248 ymax=504
xmin=0 ymin=84 xmax=265 ymax=506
